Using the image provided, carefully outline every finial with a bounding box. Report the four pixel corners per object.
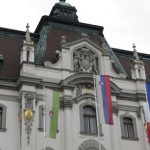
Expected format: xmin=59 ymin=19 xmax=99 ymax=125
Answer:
xmin=132 ymin=43 xmax=136 ymax=51
xmin=25 ymin=23 xmax=31 ymax=42
xmin=59 ymin=0 xmax=66 ymax=2
xmin=132 ymin=43 xmax=140 ymax=61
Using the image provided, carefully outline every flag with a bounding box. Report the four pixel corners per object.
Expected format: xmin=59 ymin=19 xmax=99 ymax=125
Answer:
xmin=146 ymin=82 xmax=150 ymax=109
xmin=144 ymin=82 xmax=150 ymax=143
xmin=95 ymin=75 xmax=113 ymax=125
xmin=147 ymin=122 xmax=150 ymax=143
xmin=143 ymin=102 xmax=150 ymax=139
xmin=45 ymin=88 xmax=60 ymax=138
xmin=143 ymin=103 xmax=150 ymax=123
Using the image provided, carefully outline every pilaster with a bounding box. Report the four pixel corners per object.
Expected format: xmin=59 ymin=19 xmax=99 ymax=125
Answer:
xmin=61 ymin=88 xmax=73 ymax=150
xmin=19 ymin=85 xmax=36 ymax=150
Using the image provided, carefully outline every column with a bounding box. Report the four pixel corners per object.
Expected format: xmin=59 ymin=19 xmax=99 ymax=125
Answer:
xmin=61 ymin=95 xmax=73 ymax=150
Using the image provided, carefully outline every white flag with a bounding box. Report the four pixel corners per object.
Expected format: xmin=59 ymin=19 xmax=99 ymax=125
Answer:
xmin=143 ymin=103 xmax=150 ymax=122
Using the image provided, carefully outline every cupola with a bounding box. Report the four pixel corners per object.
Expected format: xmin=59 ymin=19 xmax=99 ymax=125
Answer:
xmin=49 ymin=0 xmax=78 ymax=22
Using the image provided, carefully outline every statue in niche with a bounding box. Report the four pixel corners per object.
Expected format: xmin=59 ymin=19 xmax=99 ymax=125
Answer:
xmin=73 ymin=47 xmax=99 ymax=74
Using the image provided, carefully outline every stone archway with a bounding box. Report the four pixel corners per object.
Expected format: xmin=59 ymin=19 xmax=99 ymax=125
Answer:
xmin=78 ymin=139 xmax=106 ymax=150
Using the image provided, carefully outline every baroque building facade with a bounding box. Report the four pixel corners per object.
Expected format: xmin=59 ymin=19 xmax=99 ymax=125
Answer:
xmin=0 ymin=0 xmax=150 ymax=150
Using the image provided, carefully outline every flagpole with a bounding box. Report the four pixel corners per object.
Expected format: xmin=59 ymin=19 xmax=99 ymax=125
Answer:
xmin=43 ymin=85 xmax=46 ymax=138
xmin=93 ymin=74 xmax=102 ymax=150
xmin=43 ymin=84 xmax=46 ymax=150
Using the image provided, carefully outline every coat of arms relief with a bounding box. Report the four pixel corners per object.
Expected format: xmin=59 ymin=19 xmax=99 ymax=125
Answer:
xmin=73 ymin=47 xmax=99 ymax=74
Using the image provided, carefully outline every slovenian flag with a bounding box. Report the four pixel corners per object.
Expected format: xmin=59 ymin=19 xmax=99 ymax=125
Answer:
xmin=45 ymin=88 xmax=60 ymax=138
xmin=95 ymin=75 xmax=113 ymax=125
xmin=144 ymin=82 xmax=150 ymax=143
xmin=146 ymin=82 xmax=150 ymax=109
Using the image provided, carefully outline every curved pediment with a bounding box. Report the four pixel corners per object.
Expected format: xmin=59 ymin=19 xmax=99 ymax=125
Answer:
xmin=61 ymin=73 xmax=121 ymax=95
xmin=61 ymin=73 xmax=94 ymax=86
xmin=111 ymin=81 xmax=121 ymax=94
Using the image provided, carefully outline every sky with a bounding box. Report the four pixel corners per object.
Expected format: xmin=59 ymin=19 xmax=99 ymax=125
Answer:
xmin=0 ymin=0 xmax=150 ymax=54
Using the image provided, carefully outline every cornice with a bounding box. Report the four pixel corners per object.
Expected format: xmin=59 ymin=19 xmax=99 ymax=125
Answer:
xmin=73 ymin=94 xmax=95 ymax=104
xmin=116 ymin=92 xmax=146 ymax=102
xmin=0 ymin=94 xmax=19 ymax=102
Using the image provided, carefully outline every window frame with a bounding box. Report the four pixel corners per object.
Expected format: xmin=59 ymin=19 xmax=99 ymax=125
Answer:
xmin=38 ymin=105 xmax=44 ymax=131
xmin=120 ymin=114 xmax=138 ymax=140
xmin=83 ymin=106 xmax=97 ymax=134
xmin=0 ymin=104 xmax=7 ymax=132
xmin=79 ymin=101 xmax=103 ymax=136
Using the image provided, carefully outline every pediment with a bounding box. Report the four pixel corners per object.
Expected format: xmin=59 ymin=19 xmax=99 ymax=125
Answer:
xmin=60 ymin=37 xmax=110 ymax=56
xmin=61 ymin=73 xmax=121 ymax=94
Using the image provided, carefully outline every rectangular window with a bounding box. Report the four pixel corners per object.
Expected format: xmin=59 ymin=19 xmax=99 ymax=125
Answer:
xmin=0 ymin=108 xmax=2 ymax=129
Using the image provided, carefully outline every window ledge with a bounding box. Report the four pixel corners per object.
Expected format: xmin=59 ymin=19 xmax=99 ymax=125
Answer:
xmin=80 ymin=131 xmax=98 ymax=136
xmin=121 ymin=136 xmax=139 ymax=141
xmin=0 ymin=128 xmax=7 ymax=132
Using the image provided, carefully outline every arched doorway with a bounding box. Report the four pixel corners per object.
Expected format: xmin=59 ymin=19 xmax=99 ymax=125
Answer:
xmin=78 ymin=139 xmax=106 ymax=150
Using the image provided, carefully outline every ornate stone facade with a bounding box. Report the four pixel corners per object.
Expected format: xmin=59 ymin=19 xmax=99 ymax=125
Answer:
xmin=73 ymin=47 xmax=99 ymax=74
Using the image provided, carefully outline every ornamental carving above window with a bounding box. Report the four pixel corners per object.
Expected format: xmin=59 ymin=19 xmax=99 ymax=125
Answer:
xmin=73 ymin=47 xmax=99 ymax=74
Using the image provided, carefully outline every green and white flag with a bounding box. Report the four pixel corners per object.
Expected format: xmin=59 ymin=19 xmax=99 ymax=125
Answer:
xmin=45 ymin=88 xmax=60 ymax=138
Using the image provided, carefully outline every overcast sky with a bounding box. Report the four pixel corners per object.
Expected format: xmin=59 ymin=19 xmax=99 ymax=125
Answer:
xmin=0 ymin=0 xmax=150 ymax=54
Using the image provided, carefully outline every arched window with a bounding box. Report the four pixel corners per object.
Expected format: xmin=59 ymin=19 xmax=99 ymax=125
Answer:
xmin=123 ymin=117 xmax=134 ymax=138
xmin=83 ymin=106 xmax=97 ymax=134
xmin=120 ymin=114 xmax=138 ymax=140
xmin=27 ymin=50 xmax=30 ymax=62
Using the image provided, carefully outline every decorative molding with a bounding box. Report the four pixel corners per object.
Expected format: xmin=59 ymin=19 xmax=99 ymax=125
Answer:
xmin=112 ymin=103 xmax=119 ymax=115
xmin=73 ymin=94 xmax=95 ymax=104
xmin=0 ymin=95 xmax=19 ymax=102
xmin=60 ymin=95 xmax=73 ymax=109
xmin=119 ymin=105 xmax=141 ymax=113
xmin=61 ymin=73 xmax=93 ymax=86
xmin=73 ymin=47 xmax=99 ymax=74
xmin=120 ymin=114 xmax=138 ymax=140
xmin=78 ymin=139 xmax=106 ymax=150
xmin=24 ymin=93 xmax=35 ymax=145
xmin=112 ymin=103 xmax=142 ymax=118
xmin=116 ymin=92 xmax=146 ymax=102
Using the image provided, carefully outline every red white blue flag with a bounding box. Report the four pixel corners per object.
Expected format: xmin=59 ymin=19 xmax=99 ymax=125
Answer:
xmin=95 ymin=75 xmax=113 ymax=125
xmin=144 ymin=82 xmax=150 ymax=143
xmin=146 ymin=82 xmax=150 ymax=109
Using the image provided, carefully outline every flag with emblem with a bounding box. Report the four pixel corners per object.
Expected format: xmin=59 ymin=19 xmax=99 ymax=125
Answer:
xmin=45 ymin=88 xmax=60 ymax=138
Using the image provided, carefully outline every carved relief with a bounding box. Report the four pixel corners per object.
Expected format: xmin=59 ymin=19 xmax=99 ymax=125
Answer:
xmin=73 ymin=47 xmax=98 ymax=73
xmin=75 ymin=83 xmax=94 ymax=96
xmin=24 ymin=93 xmax=35 ymax=145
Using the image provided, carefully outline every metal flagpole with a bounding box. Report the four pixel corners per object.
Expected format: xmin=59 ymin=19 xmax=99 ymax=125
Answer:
xmin=43 ymin=84 xmax=47 ymax=150
xmin=93 ymin=74 xmax=102 ymax=150
xmin=43 ymin=85 xmax=46 ymax=137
